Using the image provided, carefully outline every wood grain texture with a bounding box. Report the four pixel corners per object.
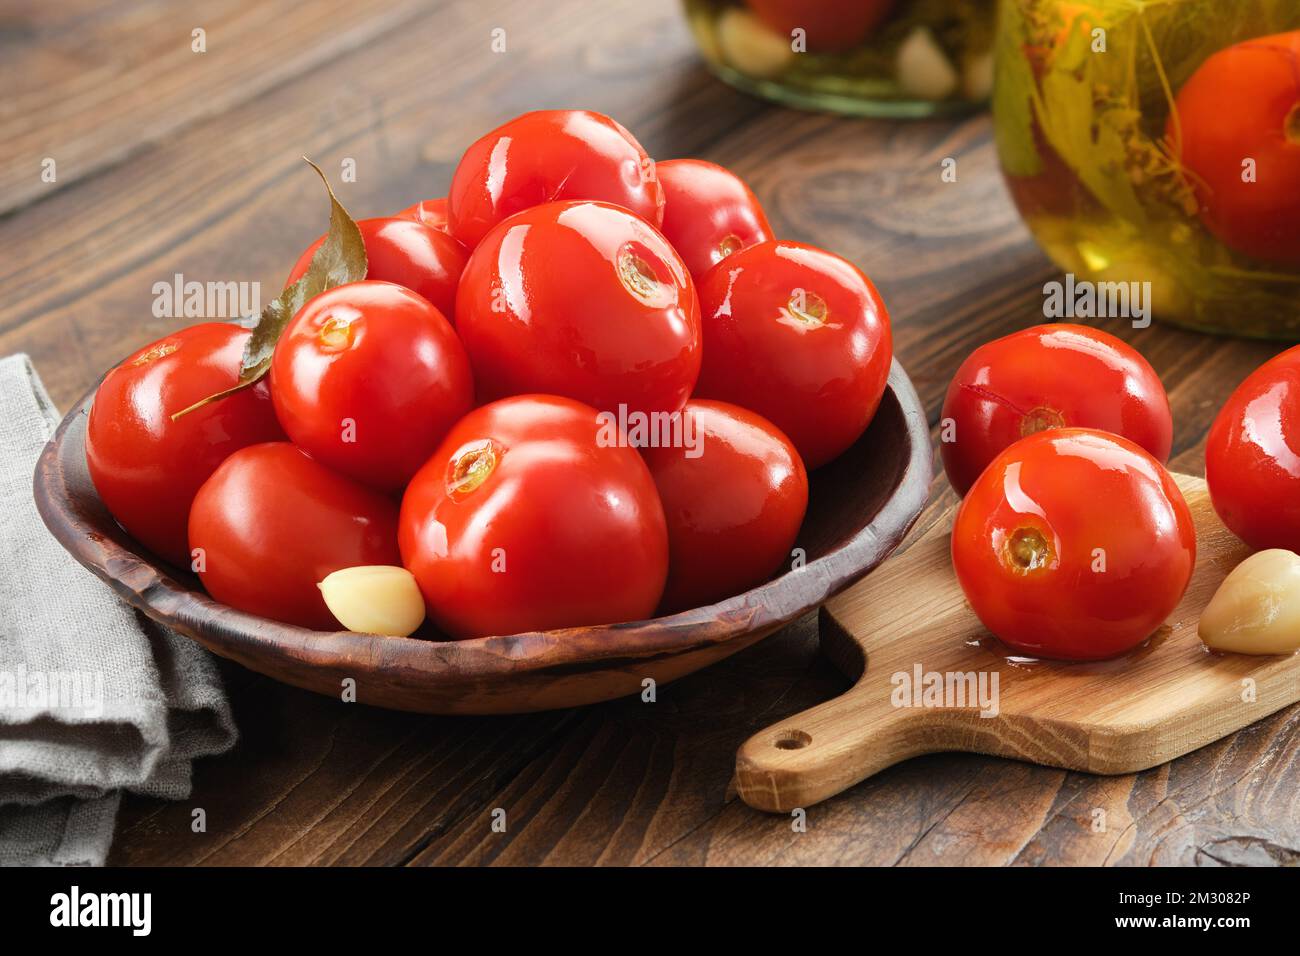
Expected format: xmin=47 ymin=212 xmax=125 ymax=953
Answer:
xmin=735 ymin=475 xmax=1300 ymax=813
xmin=1 ymin=0 xmax=1296 ymax=865
xmin=0 ymin=0 xmax=434 ymax=215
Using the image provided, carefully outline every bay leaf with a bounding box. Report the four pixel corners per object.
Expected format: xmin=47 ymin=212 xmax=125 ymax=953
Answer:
xmin=171 ymin=159 xmax=366 ymax=420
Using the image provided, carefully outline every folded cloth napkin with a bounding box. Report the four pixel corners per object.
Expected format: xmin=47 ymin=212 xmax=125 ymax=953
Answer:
xmin=0 ymin=354 xmax=237 ymax=866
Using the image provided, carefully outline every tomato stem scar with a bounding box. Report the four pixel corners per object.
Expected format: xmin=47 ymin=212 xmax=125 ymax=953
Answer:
xmin=782 ymin=290 xmax=828 ymax=326
xmin=131 ymin=342 xmax=178 ymax=366
xmin=716 ymin=234 xmax=743 ymax=260
xmin=446 ymin=439 xmax=500 ymax=499
xmin=1020 ymin=405 xmax=1067 ymax=436
xmin=617 ymin=248 xmax=660 ymax=302
xmin=1004 ymin=527 xmax=1052 ymax=573
xmin=958 ymin=384 xmax=1066 ymax=436
xmin=318 ymin=315 xmax=354 ymax=350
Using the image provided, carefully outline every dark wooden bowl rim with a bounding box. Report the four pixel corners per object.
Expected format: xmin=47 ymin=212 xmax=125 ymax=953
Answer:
xmin=33 ymin=360 xmax=932 ymax=696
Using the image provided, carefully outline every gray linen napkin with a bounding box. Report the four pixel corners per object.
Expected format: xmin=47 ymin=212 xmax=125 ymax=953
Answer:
xmin=0 ymin=354 xmax=237 ymax=866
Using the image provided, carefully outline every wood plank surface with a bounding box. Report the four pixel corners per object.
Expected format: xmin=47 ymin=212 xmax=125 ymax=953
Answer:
xmin=2 ymin=0 xmax=1295 ymax=865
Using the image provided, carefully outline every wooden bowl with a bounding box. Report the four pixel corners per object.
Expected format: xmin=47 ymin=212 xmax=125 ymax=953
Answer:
xmin=33 ymin=360 xmax=932 ymax=715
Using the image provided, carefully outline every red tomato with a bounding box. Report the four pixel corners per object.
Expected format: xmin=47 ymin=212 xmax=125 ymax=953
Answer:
xmin=952 ymin=428 xmax=1195 ymax=661
xmin=1206 ymin=344 xmax=1300 ymax=550
xmin=694 ymin=240 xmax=891 ymax=469
xmin=394 ymin=197 xmax=450 ymax=234
xmin=456 ymin=200 xmax=701 ymax=417
xmin=940 ymin=324 xmax=1172 ymax=496
xmin=745 ymin=0 xmax=895 ymax=53
xmin=1169 ymin=30 xmax=1300 ymax=266
xmin=286 ymin=217 xmax=466 ymax=319
xmin=189 ymin=442 xmax=400 ymax=630
xmin=447 ymin=110 xmax=664 ymax=249
xmin=656 ymin=159 xmax=774 ymax=280
xmin=399 ymin=395 xmax=669 ymax=638
xmin=269 ymin=281 xmax=474 ymax=492
xmin=86 ymin=323 xmax=285 ymax=567
xmin=641 ymin=400 xmax=807 ymax=613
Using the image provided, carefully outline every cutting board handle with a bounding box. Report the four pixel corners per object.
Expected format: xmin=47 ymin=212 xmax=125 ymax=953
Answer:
xmin=734 ymin=688 xmax=942 ymax=813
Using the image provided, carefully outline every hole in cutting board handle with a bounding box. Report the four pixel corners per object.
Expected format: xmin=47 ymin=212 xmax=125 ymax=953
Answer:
xmin=774 ymin=730 xmax=812 ymax=750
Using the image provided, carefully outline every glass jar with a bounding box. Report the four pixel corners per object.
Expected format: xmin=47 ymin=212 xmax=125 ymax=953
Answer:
xmin=993 ymin=0 xmax=1300 ymax=338
xmin=683 ymin=1 xmax=996 ymax=118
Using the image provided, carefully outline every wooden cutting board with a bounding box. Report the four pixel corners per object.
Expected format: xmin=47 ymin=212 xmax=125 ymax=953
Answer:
xmin=734 ymin=474 xmax=1300 ymax=813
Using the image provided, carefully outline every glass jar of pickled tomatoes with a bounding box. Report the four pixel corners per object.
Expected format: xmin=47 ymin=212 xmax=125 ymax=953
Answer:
xmin=994 ymin=0 xmax=1300 ymax=337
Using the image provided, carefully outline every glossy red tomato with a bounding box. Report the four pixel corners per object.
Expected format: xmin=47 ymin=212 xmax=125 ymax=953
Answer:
xmin=399 ymin=395 xmax=669 ymax=638
xmin=745 ymin=0 xmax=895 ymax=53
xmin=456 ymin=200 xmax=701 ymax=417
xmin=394 ymin=197 xmax=451 ymax=234
xmin=694 ymin=240 xmax=891 ymax=469
xmin=641 ymin=400 xmax=807 ymax=613
xmin=447 ymin=110 xmax=664 ymax=249
xmin=1206 ymin=344 xmax=1300 ymax=550
xmin=952 ymin=428 xmax=1195 ymax=661
xmin=269 ymin=281 xmax=474 ymax=492
xmin=656 ymin=159 xmax=774 ymax=280
xmin=940 ymin=324 xmax=1172 ymax=496
xmin=189 ymin=442 xmax=400 ymax=630
xmin=86 ymin=323 xmax=285 ymax=567
xmin=1169 ymin=30 xmax=1300 ymax=266
xmin=286 ymin=217 xmax=466 ymax=318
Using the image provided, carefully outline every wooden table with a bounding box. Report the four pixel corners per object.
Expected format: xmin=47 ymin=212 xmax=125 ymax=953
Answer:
xmin=5 ymin=0 xmax=1297 ymax=867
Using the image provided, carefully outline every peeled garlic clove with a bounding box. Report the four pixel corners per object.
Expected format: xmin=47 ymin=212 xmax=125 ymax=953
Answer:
xmin=318 ymin=566 xmax=426 ymax=637
xmin=896 ymin=27 xmax=958 ymax=101
xmin=716 ymin=9 xmax=794 ymax=79
xmin=1199 ymin=549 xmax=1300 ymax=655
xmin=962 ymin=50 xmax=994 ymax=102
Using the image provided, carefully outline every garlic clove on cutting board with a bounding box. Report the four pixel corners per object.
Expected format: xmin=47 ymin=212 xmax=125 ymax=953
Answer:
xmin=1198 ymin=549 xmax=1300 ymax=655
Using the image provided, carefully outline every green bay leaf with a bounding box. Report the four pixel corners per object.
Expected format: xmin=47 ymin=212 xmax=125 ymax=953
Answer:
xmin=172 ymin=159 xmax=366 ymax=420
